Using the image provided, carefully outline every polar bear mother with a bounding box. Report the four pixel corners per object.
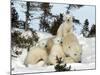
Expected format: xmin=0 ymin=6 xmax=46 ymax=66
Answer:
xmin=57 ymin=14 xmax=82 ymax=63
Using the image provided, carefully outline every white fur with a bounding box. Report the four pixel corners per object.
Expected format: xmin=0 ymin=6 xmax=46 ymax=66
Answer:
xmin=63 ymin=32 xmax=81 ymax=63
xmin=46 ymin=36 xmax=55 ymax=54
xmin=65 ymin=57 xmax=75 ymax=63
xmin=57 ymin=14 xmax=73 ymax=37
xmin=57 ymin=14 xmax=81 ymax=63
xmin=25 ymin=39 xmax=48 ymax=66
xmin=48 ymin=37 xmax=65 ymax=65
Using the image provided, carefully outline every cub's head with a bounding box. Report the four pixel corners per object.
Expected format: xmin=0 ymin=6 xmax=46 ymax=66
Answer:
xmin=53 ymin=37 xmax=63 ymax=45
xmin=37 ymin=39 xmax=48 ymax=48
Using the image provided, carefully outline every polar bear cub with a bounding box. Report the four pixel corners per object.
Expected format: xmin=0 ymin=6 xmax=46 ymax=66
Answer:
xmin=46 ymin=36 xmax=56 ymax=54
xmin=25 ymin=39 xmax=48 ymax=66
xmin=65 ymin=57 xmax=75 ymax=63
xmin=63 ymin=32 xmax=82 ymax=63
xmin=47 ymin=37 xmax=65 ymax=65
xmin=57 ymin=14 xmax=73 ymax=37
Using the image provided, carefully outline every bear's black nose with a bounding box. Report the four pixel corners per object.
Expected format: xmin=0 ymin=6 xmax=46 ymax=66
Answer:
xmin=78 ymin=61 xmax=81 ymax=63
xmin=61 ymin=41 xmax=63 ymax=44
xmin=67 ymin=19 xmax=70 ymax=21
xmin=45 ymin=45 xmax=47 ymax=48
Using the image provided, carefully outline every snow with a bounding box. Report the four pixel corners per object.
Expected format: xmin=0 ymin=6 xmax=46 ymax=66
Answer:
xmin=13 ymin=1 xmax=26 ymax=21
xmin=81 ymin=37 xmax=95 ymax=63
xmin=12 ymin=32 xmax=96 ymax=74
xmin=20 ymin=30 xmax=33 ymax=39
xmin=11 ymin=28 xmax=24 ymax=33
xmin=12 ymin=63 xmax=95 ymax=74
xmin=36 ymin=31 xmax=53 ymax=41
xmin=12 ymin=47 xmax=28 ymax=69
xmin=11 ymin=2 xmax=96 ymax=74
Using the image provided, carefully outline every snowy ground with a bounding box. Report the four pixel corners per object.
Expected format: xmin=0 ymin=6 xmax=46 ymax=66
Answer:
xmin=12 ymin=63 xmax=95 ymax=74
xmin=11 ymin=31 xmax=96 ymax=75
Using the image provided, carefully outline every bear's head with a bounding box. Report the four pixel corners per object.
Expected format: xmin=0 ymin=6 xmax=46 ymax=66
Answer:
xmin=53 ymin=37 xmax=63 ymax=45
xmin=62 ymin=13 xmax=73 ymax=34
xmin=37 ymin=39 xmax=48 ymax=49
xmin=63 ymin=14 xmax=73 ymax=23
xmin=68 ymin=50 xmax=81 ymax=62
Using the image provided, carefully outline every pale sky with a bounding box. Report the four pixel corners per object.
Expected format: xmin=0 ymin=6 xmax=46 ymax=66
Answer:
xmin=13 ymin=1 xmax=96 ymax=34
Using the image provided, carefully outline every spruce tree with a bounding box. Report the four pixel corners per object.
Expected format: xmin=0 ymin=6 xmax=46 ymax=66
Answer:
xmin=11 ymin=1 xmax=39 ymax=49
xmin=50 ymin=13 xmax=63 ymax=35
xmin=88 ymin=24 xmax=96 ymax=37
xmin=39 ymin=3 xmax=52 ymax=32
xmin=82 ymin=19 xmax=89 ymax=37
xmin=24 ymin=2 xmax=30 ymax=31
xmin=11 ymin=2 xmax=19 ymax=28
xmin=55 ymin=56 xmax=71 ymax=72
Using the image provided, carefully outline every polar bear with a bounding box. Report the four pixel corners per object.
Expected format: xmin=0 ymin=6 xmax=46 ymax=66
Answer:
xmin=63 ymin=32 xmax=82 ymax=63
xmin=24 ymin=39 xmax=48 ymax=66
xmin=57 ymin=14 xmax=73 ymax=37
xmin=47 ymin=37 xmax=65 ymax=65
xmin=46 ymin=36 xmax=55 ymax=54
xmin=65 ymin=57 xmax=75 ymax=63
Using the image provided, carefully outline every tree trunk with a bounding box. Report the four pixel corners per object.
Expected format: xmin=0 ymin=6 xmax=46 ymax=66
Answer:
xmin=25 ymin=2 xmax=30 ymax=31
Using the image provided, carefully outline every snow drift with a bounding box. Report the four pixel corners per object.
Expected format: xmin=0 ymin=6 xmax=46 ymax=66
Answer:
xmin=12 ymin=31 xmax=96 ymax=74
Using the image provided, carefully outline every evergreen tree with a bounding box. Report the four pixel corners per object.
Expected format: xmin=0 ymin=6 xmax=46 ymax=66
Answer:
xmin=82 ymin=19 xmax=89 ymax=37
xmin=20 ymin=2 xmax=40 ymax=30
xmin=11 ymin=1 xmax=39 ymax=50
xmin=24 ymin=2 xmax=30 ymax=31
xmin=67 ymin=4 xmax=83 ymax=10
xmin=39 ymin=3 xmax=52 ymax=32
xmin=40 ymin=3 xmax=52 ymax=16
xmin=55 ymin=56 xmax=71 ymax=72
xmin=88 ymin=24 xmax=96 ymax=37
xmin=50 ymin=13 xmax=63 ymax=35
xmin=11 ymin=29 xmax=39 ymax=49
xmin=11 ymin=2 xmax=19 ymax=28
xmin=73 ymin=17 xmax=81 ymax=25
xmin=39 ymin=16 xmax=50 ymax=32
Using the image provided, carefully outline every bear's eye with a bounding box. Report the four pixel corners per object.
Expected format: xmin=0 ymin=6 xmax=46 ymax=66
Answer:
xmin=74 ymin=53 xmax=77 ymax=56
xmin=68 ymin=46 xmax=70 ymax=48
xmin=67 ymin=30 xmax=70 ymax=33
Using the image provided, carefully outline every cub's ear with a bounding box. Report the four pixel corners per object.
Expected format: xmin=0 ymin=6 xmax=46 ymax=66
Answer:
xmin=35 ymin=43 xmax=39 ymax=47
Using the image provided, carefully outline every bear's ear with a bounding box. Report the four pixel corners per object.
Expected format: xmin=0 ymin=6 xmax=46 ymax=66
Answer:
xmin=36 ymin=43 xmax=39 ymax=47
